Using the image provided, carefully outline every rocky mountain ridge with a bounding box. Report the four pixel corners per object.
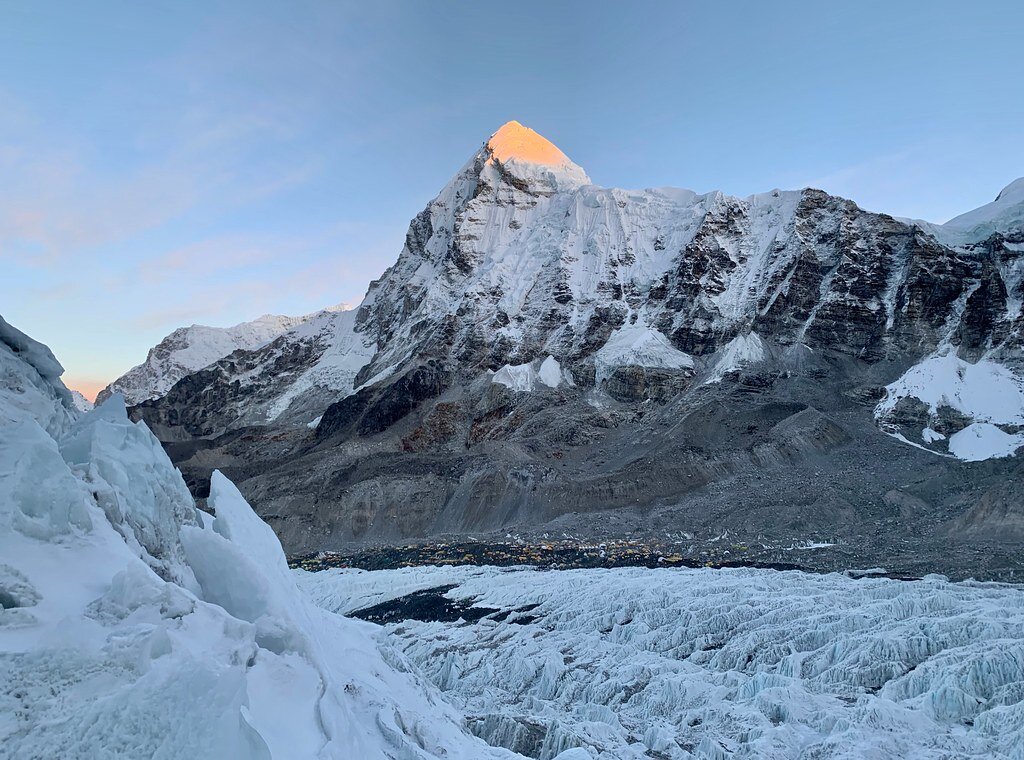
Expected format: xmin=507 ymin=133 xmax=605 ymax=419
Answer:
xmin=98 ymin=309 xmax=352 ymax=406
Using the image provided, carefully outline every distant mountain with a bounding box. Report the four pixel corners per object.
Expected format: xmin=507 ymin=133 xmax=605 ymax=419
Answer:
xmin=131 ymin=122 xmax=1024 ymax=578
xmin=69 ymin=389 xmax=94 ymax=412
xmin=131 ymin=306 xmax=376 ymax=438
xmin=98 ymin=311 xmax=330 ymax=406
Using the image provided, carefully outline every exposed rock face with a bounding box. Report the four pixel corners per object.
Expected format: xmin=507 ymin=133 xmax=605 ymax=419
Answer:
xmin=129 ymin=122 xmax=1024 ymax=577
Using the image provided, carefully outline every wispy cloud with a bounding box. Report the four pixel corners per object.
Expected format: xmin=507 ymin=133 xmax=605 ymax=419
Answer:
xmin=0 ymin=3 xmax=426 ymax=386
xmin=126 ymin=224 xmax=396 ymax=332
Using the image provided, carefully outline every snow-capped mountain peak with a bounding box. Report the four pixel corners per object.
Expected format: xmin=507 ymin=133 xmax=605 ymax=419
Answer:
xmin=487 ymin=120 xmax=579 ymax=169
xmin=480 ymin=120 xmax=590 ymax=190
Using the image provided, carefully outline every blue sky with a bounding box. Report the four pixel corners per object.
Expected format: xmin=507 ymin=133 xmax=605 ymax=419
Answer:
xmin=2 ymin=0 xmax=1022 ymax=398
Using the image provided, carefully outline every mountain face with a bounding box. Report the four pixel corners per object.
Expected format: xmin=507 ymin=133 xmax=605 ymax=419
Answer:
xmin=133 ymin=306 xmax=375 ymax=440
xmin=98 ymin=312 xmax=315 ymax=406
xmin=131 ymin=122 xmax=1024 ymax=578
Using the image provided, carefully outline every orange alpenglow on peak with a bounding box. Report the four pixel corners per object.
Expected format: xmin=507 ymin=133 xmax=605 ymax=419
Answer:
xmin=486 ymin=120 xmax=572 ymax=167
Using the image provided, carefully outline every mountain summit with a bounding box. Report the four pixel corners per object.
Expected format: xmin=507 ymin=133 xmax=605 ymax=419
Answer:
xmin=471 ymin=120 xmax=590 ymax=190
xmin=486 ymin=120 xmax=579 ymax=168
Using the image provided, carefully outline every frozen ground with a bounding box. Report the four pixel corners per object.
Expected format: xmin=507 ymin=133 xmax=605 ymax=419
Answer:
xmin=301 ymin=565 xmax=1024 ymax=759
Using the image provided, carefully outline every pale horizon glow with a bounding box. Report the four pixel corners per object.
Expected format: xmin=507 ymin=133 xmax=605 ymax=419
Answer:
xmin=1 ymin=1 xmax=1022 ymax=399
xmin=67 ymin=379 xmax=108 ymax=404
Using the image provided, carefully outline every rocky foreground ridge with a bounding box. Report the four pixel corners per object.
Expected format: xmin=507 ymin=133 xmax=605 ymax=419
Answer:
xmin=123 ymin=122 xmax=1024 ymax=578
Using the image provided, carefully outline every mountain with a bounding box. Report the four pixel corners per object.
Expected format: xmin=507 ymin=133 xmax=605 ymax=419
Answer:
xmin=131 ymin=122 xmax=1024 ymax=578
xmin=7 ymin=314 xmax=1021 ymax=757
xmin=0 ymin=314 xmax=515 ymax=758
xmin=69 ymin=389 xmax=94 ymax=412
xmin=98 ymin=311 xmax=319 ymax=406
xmin=132 ymin=305 xmax=376 ymax=439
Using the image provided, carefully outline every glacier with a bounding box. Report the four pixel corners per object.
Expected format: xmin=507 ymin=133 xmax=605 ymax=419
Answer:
xmin=493 ymin=355 xmax=567 ymax=392
xmin=302 ymin=565 xmax=1024 ymax=759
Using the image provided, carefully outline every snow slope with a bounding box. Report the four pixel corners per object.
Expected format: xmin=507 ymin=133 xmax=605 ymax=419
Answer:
xmin=0 ymin=315 xmax=518 ymax=759
xmin=943 ymin=177 xmax=1024 ymax=239
xmin=262 ymin=306 xmax=376 ymax=422
xmin=875 ymin=351 xmax=1024 ymax=460
xmin=305 ymin=565 xmax=1024 ymax=760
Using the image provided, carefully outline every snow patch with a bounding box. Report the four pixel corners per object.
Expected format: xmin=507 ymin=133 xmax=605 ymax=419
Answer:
xmin=948 ymin=422 xmax=1024 ymax=462
xmin=492 ymin=355 xmax=565 ymax=392
xmin=704 ymin=331 xmax=767 ymax=384
xmin=594 ymin=323 xmax=694 ymax=385
xmin=876 ymin=351 xmax=1024 ymax=460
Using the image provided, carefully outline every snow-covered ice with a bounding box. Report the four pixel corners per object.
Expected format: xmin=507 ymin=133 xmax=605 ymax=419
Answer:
xmin=493 ymin=355 xmax=566 ymax=392
xmin=594 ymin=322 xmax=694 ymax=385
xmin=876 ymin=350 xmax=1024 ymax=460
xmin=0 ymin=315 xmax=514 ymax=760
xmin=303 ymin=565 xmax=1024 ymax=759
